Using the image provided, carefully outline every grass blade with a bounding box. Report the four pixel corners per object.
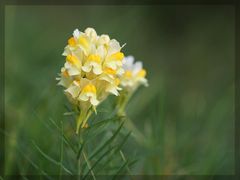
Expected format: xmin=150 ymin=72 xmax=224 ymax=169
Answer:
xmin=83 ymin=146 xmax=116 ymax=180
xmin=82 ymin=151 xmax=96 ymax=180
xmin=95 ymin=131 xmax=131 ymax=174
xmin=82 ymin=122 xmax=128 ymax=177
xmin=88 ymin=121 xmax=124 ymax=161
xmin=17 ymin=145 xmax=52 ymax=179
xmin=76 ymin=142 xmax=85 ymax=160
xmin=114 ymin=132 xmax=131 ymax=154
xmin=119 ymin=150 xmax=131 ymax=175
xmin=128 ymin=159 xmax=138 ymax=169
xmin=59 ymin=121 xmax=64 ymax=179
xmin=49 ymin=118 xmax=77 ymax=154
xmin=112 ymin=161 xmax=129 ymax=180
xmin=89 ymin=116 xmax=120 ymax=130
xmin=32 ymin=141 xmax=73 ymax=175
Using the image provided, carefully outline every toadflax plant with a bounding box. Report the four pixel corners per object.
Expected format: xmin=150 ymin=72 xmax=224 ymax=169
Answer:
xmin=56 ymin=27 xmax=125 ymax=133
xmin=42 ymin=27 xmax=150 ymax=177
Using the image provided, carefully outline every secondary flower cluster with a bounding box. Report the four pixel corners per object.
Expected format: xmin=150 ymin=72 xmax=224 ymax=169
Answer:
xmin=120 ymin=56 xmax=148 ymax=91
xmin=57 ymin=27 xmax=147 ymax=133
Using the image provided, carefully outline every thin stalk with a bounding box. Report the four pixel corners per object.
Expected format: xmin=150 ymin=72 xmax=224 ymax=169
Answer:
xmin=76 ymin=108 xmax=93 ymax=134
xmin=124 ymin=116 xmax=149 ymax=147
xmin=83 ymin=150 xmax=96 ymax=180
xmin=116 ymin=90 xmax=133 ymax=117
xmin=76 ymin=111 xmax=84 ymax=134
xmin=119 ymin=150 xmax=132 ymax=176
xmin=116 ymin=90 xmax=151 ymax=147
xmin=59 ymin=121 xmax=64 ymax=179
xmin=77 ymin=130 xmax=83 ymax=178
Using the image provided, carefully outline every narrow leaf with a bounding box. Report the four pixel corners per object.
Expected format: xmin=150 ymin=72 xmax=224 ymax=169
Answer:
xmin=59 ymin=121 xmax=64 ymax=178
xmin=76 ymin=142 xmax=85 ymax=160
xmin=88 ymin=121 xmax=125 ymax=161
xmin=112 ymin=161 xmax=129 ymax=180
xmin=32 ymin=141 xmax=73 ymax=175
xmin=82 ymin=151 xmax=96 ymax=180
xmin=95 ymin=132 xmax=131 ymax=173
xmin=83 ymin=146 xmax=116 ymax=180
xmin=49 ymin=118 xmax=77 ymax=154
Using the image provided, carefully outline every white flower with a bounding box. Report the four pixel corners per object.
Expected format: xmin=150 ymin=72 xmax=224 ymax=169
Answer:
xmin=56 ymin=67 xmax=72 ymax=88
xmin=105 ymin=78 xmax=122 ymax=96
xmin=120 ymin=55 xmax=148 ymax=90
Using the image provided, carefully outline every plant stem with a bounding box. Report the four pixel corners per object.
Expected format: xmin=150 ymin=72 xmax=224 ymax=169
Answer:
xmin=76 ymin=112 xmax=84 ymax=134
xmin=119 ymin=150 xmax=131 ymax=175
xmin=83 ymin=150 xmax=96 ymax=180
xmin=76 ymin=108 xmax=93 ymax=134
xmin=124 ymin=116 xmax=149 ymax=147
xmin=77 ymin=130 xmax=82 ymax=178
xmin=116 ymin=91 xmax=152 ymax=148
xmin=59 ymin=121 xmax=64 ymax=179
xmin=116 ymin=90 xmax=132 ymax=117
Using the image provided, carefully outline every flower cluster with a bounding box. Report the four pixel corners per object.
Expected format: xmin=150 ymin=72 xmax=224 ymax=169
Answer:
xmin=120 ymin=56 xmax=148 ymax=91
xmin=115 ymin=56 xmax=148 ymax=116
xmin=57 ymin=28 xmax=148 ymax=133
xmin=57 ymin=27 xmax=125 ymax=132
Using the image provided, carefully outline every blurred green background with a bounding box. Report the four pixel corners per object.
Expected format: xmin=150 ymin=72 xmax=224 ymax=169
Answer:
xmin=4 ymin=5 xmax=235 ymax=175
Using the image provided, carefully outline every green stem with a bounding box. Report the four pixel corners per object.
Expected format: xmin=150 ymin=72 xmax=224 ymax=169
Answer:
xmin=77 ymin=131 xmax=83 ymax=178
xmin=83 ymin=150 xmax=96 ymax=180
xmin=76 ymin=111 xmax=84 ymax=134
xmin=117 ymin=90 xmax=132 ymax=117
xmin=124 ymin=117 xmax=149 ymax=147
xmin=119 ymin=150 xmax=132 ymax=176
xmin=77 ymin=160 xmax=81 ymax=178
xmin=76 ymin=108 xmax=93 ymax=134
xmin=116 ymin=90 xmax=151 ymax=147
xmin=59 ymin=121 xmax=64 ymax=179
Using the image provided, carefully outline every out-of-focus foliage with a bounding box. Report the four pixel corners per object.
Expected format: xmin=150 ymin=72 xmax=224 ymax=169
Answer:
xmin=4 ymin=5 xmax=234 ymax=176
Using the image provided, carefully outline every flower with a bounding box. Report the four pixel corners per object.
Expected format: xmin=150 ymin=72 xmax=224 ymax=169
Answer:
xmin=116 ymin=55 xmax=148 ymax=116
xmin=57 ymin=27 xmax=125 ymax=133
xmin=120 ymin=55 xmax=148 ymax=91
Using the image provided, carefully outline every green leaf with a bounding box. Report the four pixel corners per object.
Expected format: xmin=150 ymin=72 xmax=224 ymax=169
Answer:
xmin=114 ymin=132 xmax=131 ymax=154
xmin=76 ymin=142 xmax=85 ymax=160
xmin=95 ymin=131 xmax=131 ymax=174
xmin=88 ymin=121 xmax=124 ymax=161
xmin=16 ymin=144 xmax=52 ymax=179
xmin=32 ymin=141 xmax=73 ymax=175
xmin=83 ymin=146 xmax=116 ymax=179
xmin=82 ymin=151 xmax=96 ymax=180
xmin=81 ymin=120 xmax=124 ymax=174
xmin=89 ymin=116 xmax=120 ymax=130
xmin=59 ymin=121 xmax=64 ymax=179
xmin=119 ymin=150 xmax=131 ymax=175
xmin=128 ymin=159 xmax=138 ymax=169
xmin=49 ymin=118 xmax=77 ymax=154
xmin=112 ymin=160 xmax=129 ymax=180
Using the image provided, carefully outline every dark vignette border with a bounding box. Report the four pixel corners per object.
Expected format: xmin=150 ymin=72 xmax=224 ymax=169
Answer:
xmin=0 ymin=0 xmax=239 ymax=179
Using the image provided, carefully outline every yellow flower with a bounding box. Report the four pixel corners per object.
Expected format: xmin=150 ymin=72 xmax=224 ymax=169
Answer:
xmin=57 ymin=27 xmax=125 ymax=133
xmin=120 ymin=55 xmax=148 ymax=90
xmin=78 ymin=84 xmax=99 ymax=106
xmin=82 ymin=54 xmax=103 ymax=75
